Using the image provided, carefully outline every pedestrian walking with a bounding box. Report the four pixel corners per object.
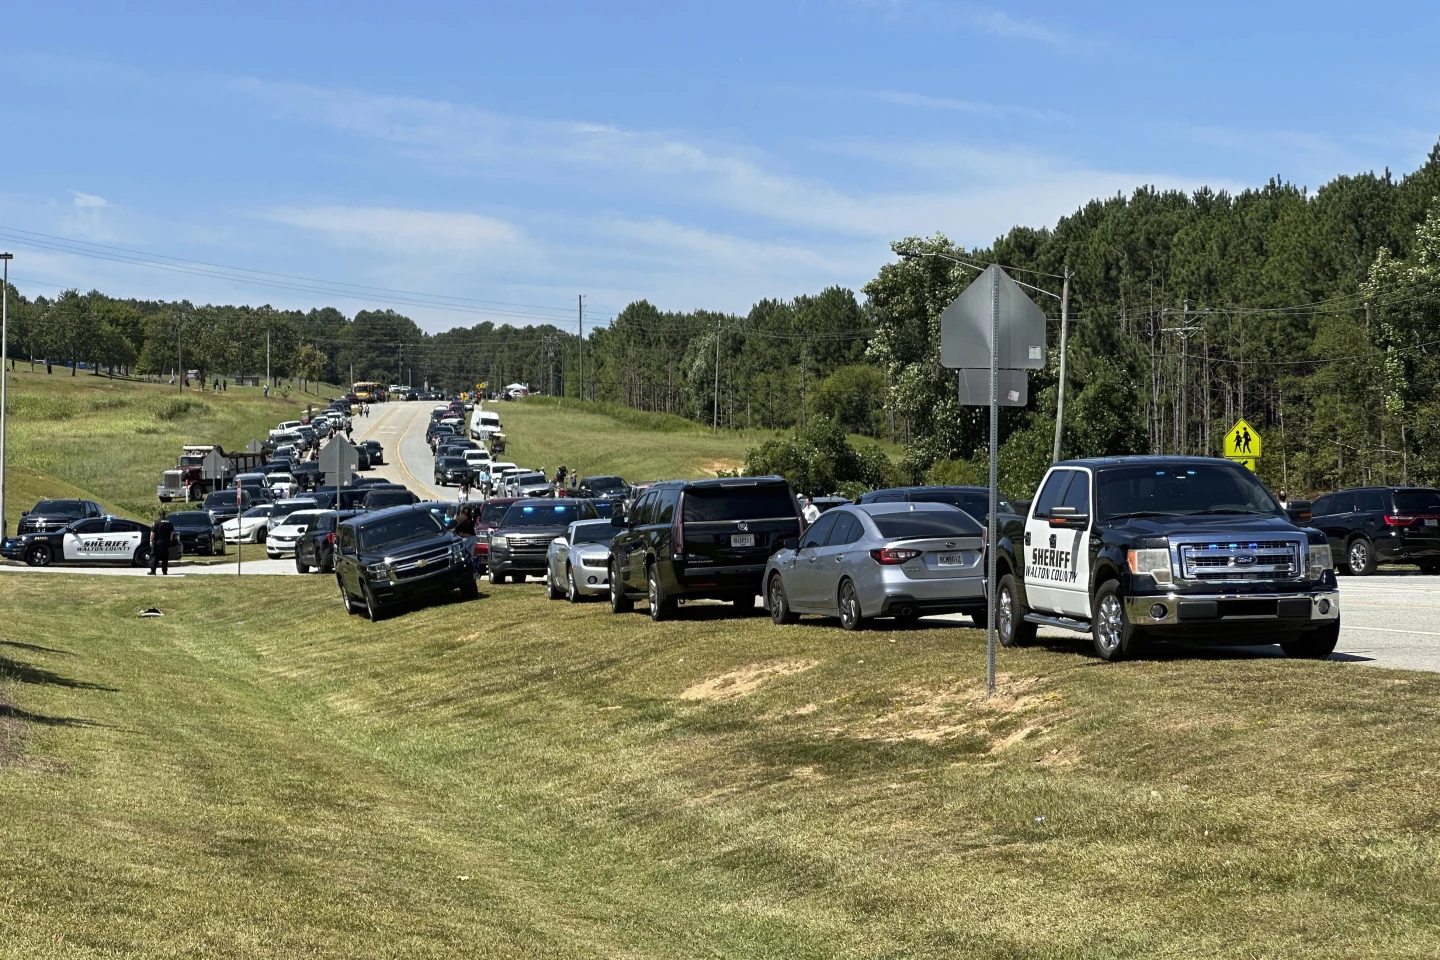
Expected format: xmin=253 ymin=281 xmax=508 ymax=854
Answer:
xmin=150 ymin=510 xmax=178 ymax=576
xmin=802 ymin=497 xmax=821 ymax=524
xmin=263 ymin=383 xmax=269 ymax=398
xmin=458 ymin=473 xmax=472 ymax=503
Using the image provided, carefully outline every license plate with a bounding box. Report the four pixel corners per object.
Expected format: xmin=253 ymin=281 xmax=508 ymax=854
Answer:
xmin=937 ymin=552 xmax=965 ymax=566
xmin=730 ymin=534 xmax=756 ymax=548
xmin=1427 ymin=519 xmax=1438 ymax=527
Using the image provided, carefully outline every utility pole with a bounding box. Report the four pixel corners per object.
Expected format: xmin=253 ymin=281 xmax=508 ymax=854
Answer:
xmin=713 ymin=317 xmax=721 ymax=430
xmin=577 ymin=295 xmax=584 ymax=402
xmin=1051 ymin=264 xmax=1072 ymax=462
xmin=265 ymin=329 xmax=271 ymax=391
xmin=0 ymin=252 xmax=11 ymax=536
xmin=1161 ymin=301 xmax=1209 ymax=455
xmin=177 ymin=312 xmax=184 ymax=394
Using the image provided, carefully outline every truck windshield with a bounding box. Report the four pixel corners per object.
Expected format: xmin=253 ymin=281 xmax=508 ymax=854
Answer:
xmin=1097 ymin=464 xmax=1281 ymax=519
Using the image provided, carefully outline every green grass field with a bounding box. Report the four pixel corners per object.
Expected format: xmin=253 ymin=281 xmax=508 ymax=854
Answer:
xmin=3 ymin=573 xmax=1440 ymax=957
xmin=499 ymin=396 xmax=902 ymax=482
xmin=1 ymin=369 xmax=341 ymax=529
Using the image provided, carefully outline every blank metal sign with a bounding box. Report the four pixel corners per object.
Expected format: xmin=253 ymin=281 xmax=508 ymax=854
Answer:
xmin=940 ymin=264 xmax=1047 ymax=371
xmin=957 ymin=369 xmax=1028 ymax=407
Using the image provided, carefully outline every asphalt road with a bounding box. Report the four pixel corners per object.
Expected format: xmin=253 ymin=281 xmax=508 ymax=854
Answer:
xmin=350 ymin=399 xmax=458 ymax=502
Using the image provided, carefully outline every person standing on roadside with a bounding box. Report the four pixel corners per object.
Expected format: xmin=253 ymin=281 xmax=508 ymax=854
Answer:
xmin=150 ymin=510 xmax=177 ymax=576
xmin=802 ymin=497 xmax=821 ymax=525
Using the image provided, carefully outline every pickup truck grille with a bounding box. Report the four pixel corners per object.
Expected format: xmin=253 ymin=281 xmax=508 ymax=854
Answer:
xmin=390 ymin=545 xmax=454 ymax=580
xmin=1176 ymin=539 xmax=1301 ymax=582
xmin=505 ymin=535 xmax=554 ymax=558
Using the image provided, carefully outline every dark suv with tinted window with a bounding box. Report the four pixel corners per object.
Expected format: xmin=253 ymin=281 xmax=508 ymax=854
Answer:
xmin=1310 ymin=487 xmax=1440 ymax=575
xmin=487 ymin=499 xmax=598 ymax=583
xmin=334 ymin=505 xmax=477 ymax=621
xmin=16 ymin=498 xmax=104 ymax=535
xmin=608 ymin=476 xmax=802 ymax=620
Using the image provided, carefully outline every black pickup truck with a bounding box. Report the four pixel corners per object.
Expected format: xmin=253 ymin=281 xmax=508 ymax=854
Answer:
xmin=334 ymin=505 xmax=478 ymax=621
xmin=991 ymin=457 xmax=1339 ymax=661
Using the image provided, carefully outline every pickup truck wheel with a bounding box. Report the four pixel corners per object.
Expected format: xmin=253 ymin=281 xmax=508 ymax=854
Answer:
xmin=295 ymin=556 xmax=309 ymax=574
xmin=768 ymin=574 xmax=799 ymax=625
xmin=1092 ymin=580 xmax=1144 ymax=662
xmin=837 ymin=579 xmax=865 ymax=631
xmin=996 ymin=574 xmax=1036 ymax=647
xmin=488 ymin=568 xmax=507 ymax=585
xmin=1282 ymin=619 xmax=1340 ymax=659
xmin=1347 ymin=538 xmax=1376 ymax=576
xmin=648 ymin=565 xmax=675 ymax=621
xmin=610 ymin=563 xmax=634 ymax=613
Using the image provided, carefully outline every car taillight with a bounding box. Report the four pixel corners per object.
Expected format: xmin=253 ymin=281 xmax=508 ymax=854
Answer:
xmin=674 ymin=492 xmax=685 ymax=555
xmin=871 ymin=547 xmax=922 ymax=565
xmin=1384 ymin=515 xmax=1416 ymax=527
xmin=474 ymin=541 xmax=488 ymax=556
xmin=326 ymin=532 xmax=335 ymax=545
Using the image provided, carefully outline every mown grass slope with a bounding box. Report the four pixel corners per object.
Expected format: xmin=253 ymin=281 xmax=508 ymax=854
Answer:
xmin=2 ymin=369 xmax=339 ymax=527
xmin=2 ymin=573 xmax=1438 ymax=958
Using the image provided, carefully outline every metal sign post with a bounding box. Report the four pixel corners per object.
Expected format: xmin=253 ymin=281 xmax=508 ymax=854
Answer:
xmin=987 ymin=267 xmax=1000 ymax=698
xmin=236 ymin=479 xmax=243 ymax=577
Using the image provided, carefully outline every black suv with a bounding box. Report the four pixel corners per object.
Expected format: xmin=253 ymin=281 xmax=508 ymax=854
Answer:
xmin=1310 ymin=487 xmax=1440 ymax=575
xmin=578 ymin=475 xmax=629 ymax=501
xmin=487 ymin=499 xmax=599 ymax=583
xmin=335 ymin=505 xmax=478 ymax=621
xmin=360 ymin=439 xmax=385 ymax=466
xmin=363 ymin=485 xmax=419 ymax=510
xmin=608 ymin=476 xmax=802 ymax=620
xmin=202 ymin=489 xmax=253 ymax=522
xmin=434 ymin=456 xmax=472 ymax=486
xmin=294 ymin=509 xmax=363 ymax=573
xmin=169 ymin=510 xmax=228 ymax=555
xmin=16 ymin=498 xmax=104 ymax=535
xmin=992 ymin=457 xmax=1339 ymax=662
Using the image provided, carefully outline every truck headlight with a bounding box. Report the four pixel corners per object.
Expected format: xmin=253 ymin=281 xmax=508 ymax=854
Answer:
xmin=1307 ymin=543 xmax=1333 ymax=579
xmin=491 ymin=535 xmax=507 ymax=550
xmin=1127 ymin=546 xmax=1172 ymax=584
xmin=365 ymin=562 xmax=389 ymax=581
xmin=451 ymin=542 xmax=466 ymax=563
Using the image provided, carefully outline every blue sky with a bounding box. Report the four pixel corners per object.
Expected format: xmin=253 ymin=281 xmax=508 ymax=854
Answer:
xmin=2 ymin=1 xmax=1438 ymax=331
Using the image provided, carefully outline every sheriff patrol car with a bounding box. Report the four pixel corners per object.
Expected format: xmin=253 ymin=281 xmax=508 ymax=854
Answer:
xmin=0 ymin=516 xmax=170 ymax=568
xmin=993 ymin=456 xmax=1339 ymax=661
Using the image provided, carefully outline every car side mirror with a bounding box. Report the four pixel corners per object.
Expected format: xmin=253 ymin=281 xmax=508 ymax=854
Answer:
xmin=21 ymin=510 xmax=28 ymax=517
xmin=1048 ymin=506 xmax=1089 ymax=529
xmin=611 ymin=512 xmax=626 ymax=528
xmin=555 ymin=537 xmax=568 ymax=548
xmin=1285 ymin=500 xmax=1313 ymax=524
xmin=782 ymin=536 xmax=798 ymax=551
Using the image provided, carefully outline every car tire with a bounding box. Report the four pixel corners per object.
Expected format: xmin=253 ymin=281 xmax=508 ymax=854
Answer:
xmin=339 ymin=578 xmax=360 ymax=615
xmin=610 ymin=563 xmax=634 ymax=613
xmin=1091 ymin=579 xmax=1145 ymax=662
xmin=1347 ymin=538 xmax=1376 ymax=576
xmin=837 ymin=579 xmax=864 ymax=631
xmin=488 ymin=568 xmax=507 ymax=585
xmin=459 ymin=576 xmax=480 ymax=600
xmin=26 ymin=543 xmax=53 ymax=567
xmin=131 ymin=545 xmax=150 ymax=567
xmin=1422 ymin=562 xmax=1440 ymax=576
xmin=647 ymin=564 xmax=675 ymax=621
xmin=567 ymin=565 xmax=583 ymax=603
xmin=1282 ymin=619 xmax=1340 ymax=659
xmin=547 ymin=570 xmax=564 ymax=600
xmin=295 ymin=556 xmax=309 ymax=574
xmin=513 ymin=573 xmax=527 ymax=583
xmin=363 ymin=586 xmax=386 ymax=622
xmin=732 ymin=592 xmax=758 ymax=615
xmin=768 ymin=574 xmax=799 ymax=625
xmin=996 ymin=574 xmax=1037 ymax=647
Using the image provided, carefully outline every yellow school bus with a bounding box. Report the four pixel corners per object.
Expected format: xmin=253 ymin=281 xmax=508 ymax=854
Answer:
xmin=352 ymin=381 xmax=381 ymax=402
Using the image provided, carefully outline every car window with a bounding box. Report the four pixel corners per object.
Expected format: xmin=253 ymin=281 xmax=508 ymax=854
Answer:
xmin=1058 ymin=471 xmax=1091 ymax=515
xmin=71 ymin=518 xmax=107 ymax=534
xmin=1032 ymin=471 xmax=1073 ymax=520
xmin=800 ymin=512 xmax=839 ymax=549
xmin=1393 ymin=490 xmax=1440 ymax=514
xmin=1096 ymin=464 xmax=1280 ymax=519
xmin=682 ymin=485 xmax=796 ymax=522
xmin=1311 ymin=495 xmax=1333 ymax=516
xmin=1356 ymin=491 xmax=1386 ymax=513
xmin=656 ymin=490 xmax=677 ymax=525
xmin=872 ymin=511 xmax=982 ymax=539
xmin=107 ymin=519 xmax=141 ymax=533
xmin=356 ymin=512 xmax=444 ymax=551
xmin=632 ymin=491 xmax=656 ymax=527
xmin=827 ymin=512 xmax=860 ymax=546
xmin=1332 ymin=493 xmax=1354 ymax=513
xmin=35 ymin=499 xmax=84 ymax=516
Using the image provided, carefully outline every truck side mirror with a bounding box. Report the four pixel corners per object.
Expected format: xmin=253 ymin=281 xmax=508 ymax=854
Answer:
xmin=1048 ymin=506 xmax=1090 ymax=529
xmin=1285 ymin=500 xmax=1313 ymax=524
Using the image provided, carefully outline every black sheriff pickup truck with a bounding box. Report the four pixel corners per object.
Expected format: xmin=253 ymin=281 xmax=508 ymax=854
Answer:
xmin=992 ymin=457 xmax=1339 ymax=661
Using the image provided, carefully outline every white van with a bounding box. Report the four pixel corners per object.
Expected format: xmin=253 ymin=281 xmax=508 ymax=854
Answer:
xmin=469 ymin=408 xmax=502 ymax=440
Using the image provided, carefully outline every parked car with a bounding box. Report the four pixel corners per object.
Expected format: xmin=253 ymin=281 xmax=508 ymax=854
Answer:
xmin=513 ymin=471 xmax=554 ymax=498
xmin=857 ymin=485 xmax=1020 ymax=520
xmin=266 ymin=509 xmax=325 ymax=559
xmin=608 ymin=476 xmax=802 ymax=619
xmin=335 ymin=505 xmax=478 ymax=621
xmin=434 ymin=456 xmax=472 ymax=487
xmin=267 ymin=472 xmax=299 ymax=499
xmin=294 ymin=510 xmax=363 ymax=573
xmin=2 ymin=516 xmax=173 ymax=567
xmin=487 ymin=499 xmax=600 ymax=584
xmin=15 ymin=498 xmax=105 ymax=535
xmin=363 ymin=486 xmax=419 ymax=511
xmin=170 ymin=510 xmax=228 ymax=555
xmin=765 ymin=503 xmax=986 ymax=629
xmin=545 ymin=519 xmax=616 ymax=602
xmin=202 ymin=489 xmax=252 ymax=523
xmin=266 ymin=498 xmax=320 ymax=534
xmin=223 ymin=504 xmax=274 ymax=543
xmin=360 ymin=439 xmax=385 ymax=466
xmin=1309 ymin=486 xmax=1440 ymax=575
xmin=355 ymin=447 xmax=372 ymax=471
xmin=577 ymin=476 xmax=629 ymax=501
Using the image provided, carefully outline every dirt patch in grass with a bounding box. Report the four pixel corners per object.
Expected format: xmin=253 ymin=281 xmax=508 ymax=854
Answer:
xmin=680 ymin=659 xmax=820 ymax=702
xmin=850 ymin=673 xmax=1064 ymax=749
xmin=700 ymin=458 xmax=742 ymax=476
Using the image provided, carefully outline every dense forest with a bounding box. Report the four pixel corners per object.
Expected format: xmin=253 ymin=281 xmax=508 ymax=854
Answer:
xmin=6 ymin=143 xmax=1440 ymax=497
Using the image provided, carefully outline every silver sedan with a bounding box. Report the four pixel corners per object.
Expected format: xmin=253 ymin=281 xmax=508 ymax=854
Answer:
xmin=546 ymin=519 xmax=616 ymax=602
xmin=764 ymin=503 xmax=986 ymax=630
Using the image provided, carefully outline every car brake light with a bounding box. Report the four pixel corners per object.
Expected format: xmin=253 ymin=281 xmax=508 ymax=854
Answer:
xmin=1384 ymin=515 xmax=1416 ymax=526
xmin=871 ymin=547 xmax=922 ymax=565
xmin=674 ymin=492 xmax=685 ymax=555
xmin=326 ymin=532 xmax=335 ymax=545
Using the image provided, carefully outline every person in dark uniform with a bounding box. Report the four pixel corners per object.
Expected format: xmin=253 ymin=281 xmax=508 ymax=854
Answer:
xmin=150 ymin=510 xmax=177 ymax=575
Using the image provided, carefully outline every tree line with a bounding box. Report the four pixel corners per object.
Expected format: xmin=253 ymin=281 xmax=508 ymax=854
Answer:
xmin=5 ymin=142 xmax=1440 ymax=497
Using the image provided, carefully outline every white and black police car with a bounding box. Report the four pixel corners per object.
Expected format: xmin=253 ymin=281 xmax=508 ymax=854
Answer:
xmin=1 ymin=516 xmax=174 ymax=568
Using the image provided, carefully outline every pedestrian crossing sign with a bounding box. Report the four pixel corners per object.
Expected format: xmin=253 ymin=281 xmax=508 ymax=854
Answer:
xmin=1224 ymin=419 xmax=1262 ymax=461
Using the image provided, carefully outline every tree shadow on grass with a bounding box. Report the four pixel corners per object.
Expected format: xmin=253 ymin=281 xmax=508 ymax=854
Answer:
xmin=0 ymin=639 xmax=73 ymax=656
xmin=0 ymin=656 xmax=119 ymax=692
xmin=0 ymin=703 xmax=111 ymax=728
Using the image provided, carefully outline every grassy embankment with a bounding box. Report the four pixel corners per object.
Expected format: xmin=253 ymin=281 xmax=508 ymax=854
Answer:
xmin=2 ymin=573 xmax=1439 ymax=957
xmin=501 ymin=396 xmax=904 ymax=482
xmin=2 ymin=368 xmax=341 ymax=530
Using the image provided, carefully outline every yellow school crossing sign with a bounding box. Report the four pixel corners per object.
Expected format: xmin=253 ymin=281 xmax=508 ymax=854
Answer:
xmin=1225 ymin=419 xmax=1261 ymax=471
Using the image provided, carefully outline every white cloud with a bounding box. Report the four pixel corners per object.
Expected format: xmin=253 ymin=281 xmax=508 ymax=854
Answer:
xmin=70 ymin=191 xmax=107 ymax=208
xmin=265 ymin=205 xmax=522 ymax=255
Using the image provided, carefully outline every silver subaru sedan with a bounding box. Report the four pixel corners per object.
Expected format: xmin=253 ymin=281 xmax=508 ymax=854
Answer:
xmin=546 ymin=519 xmax=616 ymax=602
xmin=764 ymin=502 xmax=986 ymax=630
